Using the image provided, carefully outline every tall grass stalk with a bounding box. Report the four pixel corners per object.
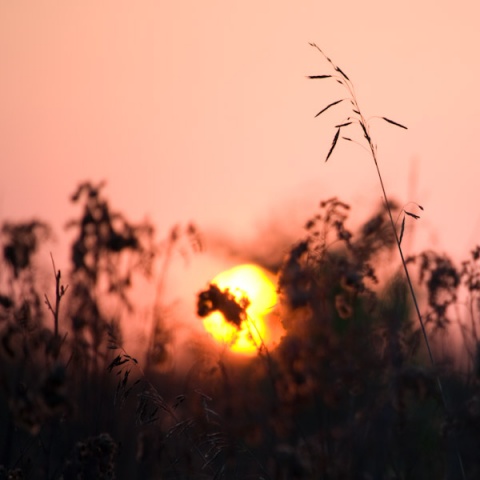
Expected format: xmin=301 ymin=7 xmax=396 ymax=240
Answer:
xmin=308 ymin=42 xmax=466 ymax=479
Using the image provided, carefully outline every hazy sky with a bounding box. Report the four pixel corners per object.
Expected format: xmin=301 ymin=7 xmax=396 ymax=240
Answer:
xmin=1 ymin=1 xmax=480 ymax=283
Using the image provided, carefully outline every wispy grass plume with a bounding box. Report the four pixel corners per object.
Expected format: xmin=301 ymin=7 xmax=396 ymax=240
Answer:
xmin=308 ymin=42 xmax=466 ymax=479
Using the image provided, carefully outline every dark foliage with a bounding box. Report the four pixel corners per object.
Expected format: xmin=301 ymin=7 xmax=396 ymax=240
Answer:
xmin=197 ymin=284 xmax=250 ymax=327
xmin=1 ymin=49 xmax=480 ymax=478
xmin=1 ymin=183 xmax=480 ymax=478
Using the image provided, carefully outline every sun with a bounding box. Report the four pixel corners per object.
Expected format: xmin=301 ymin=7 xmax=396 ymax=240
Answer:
xmin=200 ymin=264 xmax=278 ymax=356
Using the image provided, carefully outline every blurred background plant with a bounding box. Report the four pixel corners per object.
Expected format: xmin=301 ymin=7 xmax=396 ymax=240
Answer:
xmin=1 ymin=180 xmax=480 ymax=478
xmin=2 ymin=46 xmax=480 ymax=477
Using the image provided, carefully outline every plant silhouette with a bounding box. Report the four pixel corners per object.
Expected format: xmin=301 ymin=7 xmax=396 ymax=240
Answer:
xmin=1 ymin=49 xmax=480 ymax=478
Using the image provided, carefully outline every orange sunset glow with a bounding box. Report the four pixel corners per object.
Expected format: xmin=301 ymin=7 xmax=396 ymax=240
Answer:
xmin=1 ymin=2 xmax=480 ymax=478
xmin=200 ymin=264 xmax=279 ymax=355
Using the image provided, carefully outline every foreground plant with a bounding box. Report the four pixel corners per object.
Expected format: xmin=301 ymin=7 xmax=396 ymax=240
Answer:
xmin=307 ymin=43 xmax=466 ymax=478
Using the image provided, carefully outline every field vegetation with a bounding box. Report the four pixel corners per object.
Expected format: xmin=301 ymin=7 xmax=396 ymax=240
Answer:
xmin=1 ymin=48 xmax=480 ymax=479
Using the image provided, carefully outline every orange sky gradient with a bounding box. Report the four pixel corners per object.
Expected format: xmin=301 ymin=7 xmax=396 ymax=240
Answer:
xmin=1 ymin=2 xmax=480 ymax=352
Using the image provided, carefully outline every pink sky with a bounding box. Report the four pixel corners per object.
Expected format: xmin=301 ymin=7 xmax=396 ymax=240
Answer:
xmin=1 ymin=1 xmax=480 ymax=305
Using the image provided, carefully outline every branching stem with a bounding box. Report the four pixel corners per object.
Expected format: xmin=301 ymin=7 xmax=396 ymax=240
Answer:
xmin=44 ymin=253 xmax=68 ymax=338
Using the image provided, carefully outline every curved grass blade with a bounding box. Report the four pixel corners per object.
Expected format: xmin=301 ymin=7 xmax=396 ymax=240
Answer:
xmin=360 ymin=122 xmax=371 ymax=142
xmin=335 ymin=65 xmax=350 ymax=81
xmin=335 ymin=121 xmax=352 ymax=128
xmin=325 ymin=128 xmax=340 ymax=162
xmin=382 ymin=117 xmax=408 ymax=130
xmin=399 ymin=216 xmax=406 ymax=246
xmin=315 ymin=99 xmax=343 ymax=118
xmin=405 ymin=211 xmax=420 ymax=220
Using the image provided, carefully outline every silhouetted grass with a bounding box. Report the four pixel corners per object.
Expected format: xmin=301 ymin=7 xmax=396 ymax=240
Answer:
xmin=1 ymin=49 xmax=480 ymax=479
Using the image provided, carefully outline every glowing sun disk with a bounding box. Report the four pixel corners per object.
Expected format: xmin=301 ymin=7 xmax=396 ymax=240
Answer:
xmin=202 ymin=264 xmax=277 ymax=355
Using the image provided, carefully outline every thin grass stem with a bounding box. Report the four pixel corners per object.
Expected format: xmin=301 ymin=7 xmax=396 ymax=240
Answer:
xmin=310 ymin=43 xmax=467 ymax=479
